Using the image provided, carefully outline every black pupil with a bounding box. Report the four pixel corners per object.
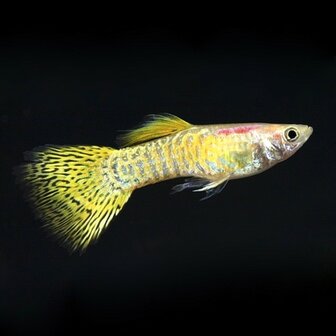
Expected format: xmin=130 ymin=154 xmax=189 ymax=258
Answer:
xmin=288 ymin=129 xmax=297 ymax=140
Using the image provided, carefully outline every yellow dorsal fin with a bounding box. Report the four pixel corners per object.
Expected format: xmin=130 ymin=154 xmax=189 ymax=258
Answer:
xmin=119 ymin=114 xmax=192 ymax=147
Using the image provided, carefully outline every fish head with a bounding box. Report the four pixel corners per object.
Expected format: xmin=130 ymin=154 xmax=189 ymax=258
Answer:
xmin=262 ymin=124 xmax=313 ymax=163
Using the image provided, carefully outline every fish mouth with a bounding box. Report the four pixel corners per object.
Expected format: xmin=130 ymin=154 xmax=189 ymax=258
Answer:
xmin=295 ymin=125 xmax=313 ymax=150
xmin=306 ymin=126 xmax=313 ymax=139
xmin=299 ymin=125 xmax=313 ymax=142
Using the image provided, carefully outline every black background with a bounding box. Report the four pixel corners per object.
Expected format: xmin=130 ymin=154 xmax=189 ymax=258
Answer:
xmin=1 ymin=11 xmax=336 ymax=334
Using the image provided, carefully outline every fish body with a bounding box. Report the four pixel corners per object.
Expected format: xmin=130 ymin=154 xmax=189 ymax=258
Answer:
xmin=15 ymin=115 xmax=313 ymax=251
xmin=112 ymin=120 xmax=312 ymax=190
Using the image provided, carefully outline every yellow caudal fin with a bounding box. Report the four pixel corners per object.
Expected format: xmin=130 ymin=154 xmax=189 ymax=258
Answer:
xmin=119 ymin=114 xmax=192 ymax=147
xmin=14 ymin=145 xmax=132 ymax=251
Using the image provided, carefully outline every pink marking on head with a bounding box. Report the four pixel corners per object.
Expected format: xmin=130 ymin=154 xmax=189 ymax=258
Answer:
xmin=217 ymin=125 xmax=259 ymax=136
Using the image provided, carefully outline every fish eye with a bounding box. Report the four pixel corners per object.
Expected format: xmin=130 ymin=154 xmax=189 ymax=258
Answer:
xmin=284 ymin=127 xmax=299 ymax=142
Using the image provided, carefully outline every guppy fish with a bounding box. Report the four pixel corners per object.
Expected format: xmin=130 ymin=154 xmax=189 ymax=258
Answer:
xmin=15 ymin=114 xmax=313 ymax=251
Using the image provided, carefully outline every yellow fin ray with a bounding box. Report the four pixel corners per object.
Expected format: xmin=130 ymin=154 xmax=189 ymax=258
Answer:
xmin=119 ymin=114 xmax=192 ymax=147
xmin=15 ymin=145 xmax=132 ymax=251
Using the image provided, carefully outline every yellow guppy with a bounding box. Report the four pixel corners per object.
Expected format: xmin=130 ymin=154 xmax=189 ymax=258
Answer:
xmin=15 ymin=114 xmax=313 ymax=251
